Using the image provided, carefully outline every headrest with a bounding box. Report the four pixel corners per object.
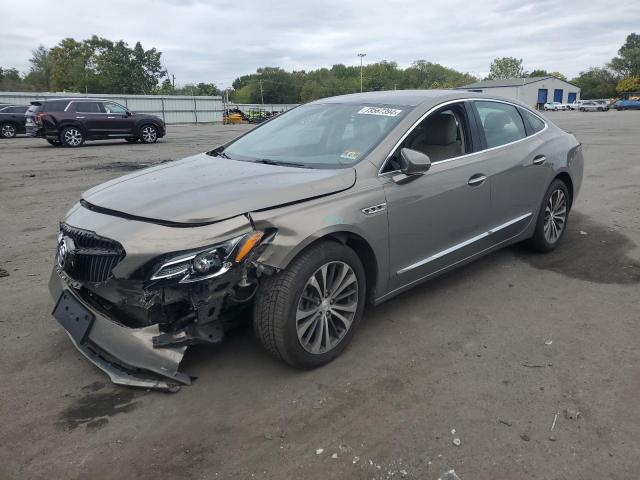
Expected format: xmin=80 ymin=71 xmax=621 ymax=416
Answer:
xmin=422 ymin=113 xmax=457 ymax=145
xmin=483 ymin=111 xmax=511 ymax=131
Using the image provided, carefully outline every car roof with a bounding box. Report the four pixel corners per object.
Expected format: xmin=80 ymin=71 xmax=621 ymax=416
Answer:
xmin=308 ymin=89 xmax=538 ymax=112
xmin=31 ymin=98 xmax=111 ymax=105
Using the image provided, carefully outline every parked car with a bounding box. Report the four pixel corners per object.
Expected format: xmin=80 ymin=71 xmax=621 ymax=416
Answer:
xmin=0 ymin=104 xmax=29 ymax=138
xmin=27 ymin=98 xmax=165 ymax=147
xmin=49 ymin=91 xmax=583 ymax=390
xmin=579 ymin=101 xmax=609 ymax=112
xmin=613 ymin=99 xmax=640 ymax=110
xmin=543 ymin=101 xmax=567 ymax=111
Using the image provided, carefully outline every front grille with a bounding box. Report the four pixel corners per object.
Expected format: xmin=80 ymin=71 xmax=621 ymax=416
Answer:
xmin=60 ymin=224 xmax=125 ymax=283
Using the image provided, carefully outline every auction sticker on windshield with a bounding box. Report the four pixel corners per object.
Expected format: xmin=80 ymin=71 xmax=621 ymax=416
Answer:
xmin=358 ymin=106 xmax=403 ymax=117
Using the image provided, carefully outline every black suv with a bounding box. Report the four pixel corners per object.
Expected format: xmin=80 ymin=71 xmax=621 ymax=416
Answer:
xmin=27 ymin=98 xmax=166 ymax=147
xmin=0 ymin=104 xmax=29 ymax=138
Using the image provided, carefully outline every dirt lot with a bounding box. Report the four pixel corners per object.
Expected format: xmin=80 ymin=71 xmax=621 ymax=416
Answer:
xmin=1 ymin=112 xmax=639 ymax=480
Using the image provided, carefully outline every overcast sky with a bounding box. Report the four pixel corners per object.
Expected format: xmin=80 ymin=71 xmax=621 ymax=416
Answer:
xmin=1 ymin=0 xmax=638 ymax=87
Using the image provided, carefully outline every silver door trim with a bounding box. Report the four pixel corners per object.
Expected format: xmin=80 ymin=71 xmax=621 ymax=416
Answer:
xmin=378 ymin=98 xmax=548 ymax=176
xmin=397 ymin=212 xmax=532 ymax=275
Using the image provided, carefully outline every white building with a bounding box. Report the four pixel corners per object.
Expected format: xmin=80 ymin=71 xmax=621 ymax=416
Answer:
xmin=455 ymin=76 xmax=581 ymax=109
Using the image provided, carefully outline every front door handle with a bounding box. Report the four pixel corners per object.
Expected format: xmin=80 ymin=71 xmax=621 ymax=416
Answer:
xmin=468 ymin=174 xmax=487 ymax=186
xmin=107 ymin=116 xmax=116 ymax=119
xmin=533 ymin=155 xmax=547 ymax=165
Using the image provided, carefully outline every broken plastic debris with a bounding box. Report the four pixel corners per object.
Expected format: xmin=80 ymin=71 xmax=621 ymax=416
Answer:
xmin=565 ymin=407 xmax=581 ymax=420
xmin=316 ymin=448 xmax=324 ymax=455
xmin=331 ymin=453 xmax=338 ymax=459
xmin=545 ymin=339 xmax=553 ymax=345
xmin=352 ymin=456 xmax=360 ymax=464
xmin=580 ymin=230 xmax=588 ymax=235
xmin=450 ymin=428 xmax=456 ymax=435
xmin=452 ymin=438 xmax=461 ymax=446
xmin=439 ymin=469 xmax=462 ymax=480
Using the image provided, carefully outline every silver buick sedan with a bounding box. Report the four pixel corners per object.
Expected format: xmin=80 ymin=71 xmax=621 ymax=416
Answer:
xmin=50 ymin=90 xmax=583 ymax=390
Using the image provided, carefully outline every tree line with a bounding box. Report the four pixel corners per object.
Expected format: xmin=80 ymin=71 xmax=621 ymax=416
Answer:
xmin=1 ymin=33 xmax=639 ymax=102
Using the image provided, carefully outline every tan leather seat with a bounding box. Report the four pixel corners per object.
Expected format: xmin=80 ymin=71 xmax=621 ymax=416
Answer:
xmin=409 ymin=113 xmax=462 ymax=161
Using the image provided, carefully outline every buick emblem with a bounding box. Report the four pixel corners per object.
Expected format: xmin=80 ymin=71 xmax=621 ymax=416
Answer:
xmin=57 ymin=236 xmax=75 ymax=271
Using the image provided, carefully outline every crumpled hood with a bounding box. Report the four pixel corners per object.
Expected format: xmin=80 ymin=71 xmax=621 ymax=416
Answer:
xmin=82 ymin=153 xmax=356 ymax=224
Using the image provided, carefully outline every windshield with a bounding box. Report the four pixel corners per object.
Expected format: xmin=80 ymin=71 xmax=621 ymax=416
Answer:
xmin=218 ymin=103 xmax=410 ymax=168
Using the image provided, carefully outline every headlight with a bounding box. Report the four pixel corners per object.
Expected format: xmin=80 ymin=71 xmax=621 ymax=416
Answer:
xmin=150 ymin=231 xmax=266 ymax=283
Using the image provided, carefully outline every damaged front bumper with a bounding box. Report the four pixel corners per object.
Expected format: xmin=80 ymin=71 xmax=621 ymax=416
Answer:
xmin=49 ymin=269 xmax=190 ymax=391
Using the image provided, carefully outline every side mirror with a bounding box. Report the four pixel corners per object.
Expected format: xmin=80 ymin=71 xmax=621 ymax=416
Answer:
xmin=126 ymin=111 xmax=132 ymax=117
xmin=400 ymin=148 xmax=431 ymax=175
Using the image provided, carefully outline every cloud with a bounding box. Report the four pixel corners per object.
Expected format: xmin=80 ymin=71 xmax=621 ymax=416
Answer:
xmin=0 ymin=0 xmax=638 ymax=87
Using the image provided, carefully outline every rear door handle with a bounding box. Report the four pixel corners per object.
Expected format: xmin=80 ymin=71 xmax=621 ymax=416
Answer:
xmin=533 ymin=155 xmax=547 ymax=165
xmin=468 ymin=174 xmax=487 ymax=186
xmin=75 ymin=116 xmax=85 ymax=119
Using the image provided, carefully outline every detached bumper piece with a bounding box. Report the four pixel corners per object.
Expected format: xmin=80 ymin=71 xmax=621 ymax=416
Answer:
xmin=50 ymin=272 xmax=190 ymax=392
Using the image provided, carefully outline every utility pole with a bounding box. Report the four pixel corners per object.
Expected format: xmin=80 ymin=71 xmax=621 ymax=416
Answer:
xmin=357 ymin=53 xmax=366 ymax=93
xmin=259 ymin=79 xmax=264 ymax=105
xmin=171 ymin=74 xmax=176 ymax=88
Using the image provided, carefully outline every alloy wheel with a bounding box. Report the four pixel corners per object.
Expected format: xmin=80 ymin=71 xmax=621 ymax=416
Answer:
xmin=63 ymin=128 xmax=83 ymax=146
xmin=543 ymin=189 xmax=567 ymax=244
xmin=141 ymin=126 xmax=157 ymax=142
xmin=296 ymin=261 xmax=358 ymax=354
xmin=2 ymin=124 xmax=16 ymax=138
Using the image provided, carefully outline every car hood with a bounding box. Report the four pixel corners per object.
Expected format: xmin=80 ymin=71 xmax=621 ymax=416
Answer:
xmin=82 ymin=153 xmax=356 ymax=224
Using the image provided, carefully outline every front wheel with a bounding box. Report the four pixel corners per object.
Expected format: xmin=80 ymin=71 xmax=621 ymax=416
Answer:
xmin=139 ymin=124 xmax=158 ymax=144
xmin=60 ymin=126 xmax=84 ymax=147
xmin=254 ymin=241 xmax=366 ymax=369
xmin=525 ymin=179 xmax=570 ymax=252
xmin=1 ymin=123 xmax=17 ymax=138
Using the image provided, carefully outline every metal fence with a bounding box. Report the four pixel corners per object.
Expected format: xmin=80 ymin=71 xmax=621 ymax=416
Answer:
xmin=0 ymin=92 xmax=300 ymax=124
xmin=0 ymin=92 xmax=224 ymax=124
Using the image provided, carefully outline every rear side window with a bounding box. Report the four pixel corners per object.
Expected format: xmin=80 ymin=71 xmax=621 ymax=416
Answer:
xmin=521 ymin=109 xmax=545 ymax=134
xmin=42 ymin=100 xmax=70 ymax=112
xmin=474 ymin=101 xmax=526 ymax=148
xmin=75 ymin=102 xmax=103 ymax=113
xmin=6 ymin=106 xmax=28 ymax=113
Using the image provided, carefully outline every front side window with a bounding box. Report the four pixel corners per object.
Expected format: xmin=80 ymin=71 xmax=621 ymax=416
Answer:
xmin=75 ymin=102 xmax=102 ymax=113
xmin=104 ymin=102 xmax=127 ymax=114
xmin=474 ymin=101 xmax=526 ymax=148
xmin=220 ymin=103 xmax=410 ymax=169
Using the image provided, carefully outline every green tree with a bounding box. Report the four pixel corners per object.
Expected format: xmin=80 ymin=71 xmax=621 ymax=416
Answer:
xmin=0 ymin=67 xmax=24 ymax=90
xmin=24 ymin=45 xmax=52 ymax=90
xmin=528 ymin=69 xmax=549 ymax=77
xmin=609 ymin=33 xmax=640 ymax=77
xmin=616 ymin=76 xmax=640 ymax=93
xmin=570 ymin=68 xmax=619 ymax=99
xmin=487 ymin=57 xmax=525 ymax=79
xmin=548 ymin=71 xmax=567 ymax=81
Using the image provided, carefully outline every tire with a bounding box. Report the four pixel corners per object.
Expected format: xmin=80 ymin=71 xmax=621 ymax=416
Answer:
xmin=1 ymin=123 xmax=17 ymax=138
xmin=125 ymin=137 xmax=138 ymax=143
xmin=525 ymin=179 xmax=570 ymax=253
xmin=254 ymin=240 xmax=366 ymax=369
xmin=46 ymin=138 xmax=62 ymax=146
xmin=139 ymin=124 xmax=158 ymax=144
xmin=60 ymin=126 xmax=84 ymax=147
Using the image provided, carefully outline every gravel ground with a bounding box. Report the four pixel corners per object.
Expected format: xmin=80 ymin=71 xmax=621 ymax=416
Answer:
xmin=1 ymin=112 xmax=639 ymax=480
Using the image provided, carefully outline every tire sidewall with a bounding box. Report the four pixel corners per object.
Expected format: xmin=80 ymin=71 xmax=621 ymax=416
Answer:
xmin=533 ymin=179 xmax=570 ymax=251
xmin=278 ymin=242 xmax=366 ymax=368
xmin=1 ymin=123 xmax=17 ymax=138
xmin=60 ymin=126 xmax=84 ymax=147
xmin=139 ymin=124 xmax=158 ymax=143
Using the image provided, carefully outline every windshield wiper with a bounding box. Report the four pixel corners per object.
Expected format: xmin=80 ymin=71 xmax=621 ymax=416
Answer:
xmin=211 ymin=150 xmax=230 ymax=159
xmin=254 ymin=159 xmax=308 ymax=168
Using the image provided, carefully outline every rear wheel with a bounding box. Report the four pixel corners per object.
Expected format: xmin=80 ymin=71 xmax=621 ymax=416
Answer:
xmin=526 ymin=179 xmax=570 ymax=252
xmin=1 ymin=123 xmax=17 ymax=138
xmin=60 ymin=126 xmax=84 ymax=147
xmin=254 ymin=241 xmax=366 ymax=369
xmin=139 ymin=124 xmax=158 ymax=144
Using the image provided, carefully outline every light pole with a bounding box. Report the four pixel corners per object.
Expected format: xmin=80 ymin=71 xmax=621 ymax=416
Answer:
xmin=357 ymin=53 xmax=366 ymax=93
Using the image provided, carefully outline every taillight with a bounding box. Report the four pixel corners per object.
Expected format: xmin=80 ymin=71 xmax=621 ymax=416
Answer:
xmin=35 ymin=112 xmax=46 ymax=125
